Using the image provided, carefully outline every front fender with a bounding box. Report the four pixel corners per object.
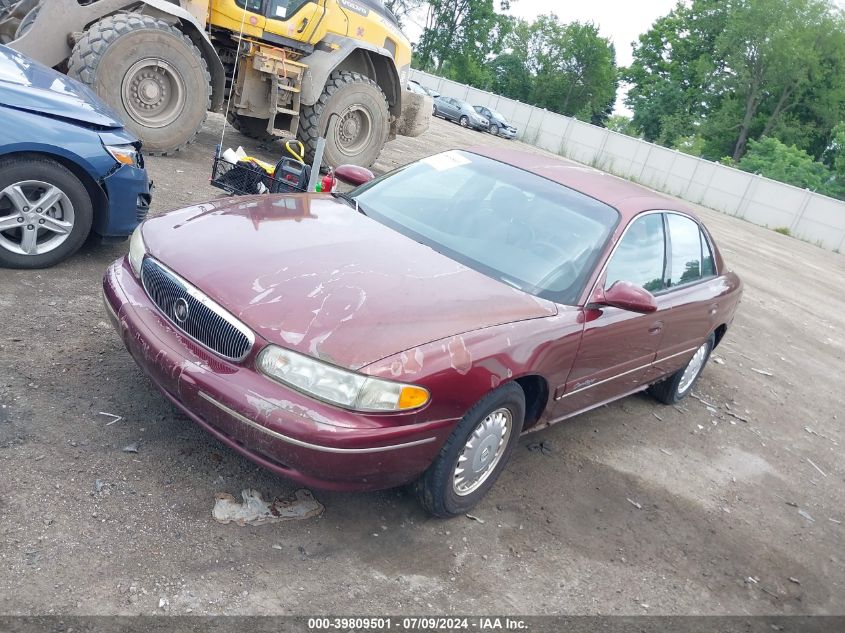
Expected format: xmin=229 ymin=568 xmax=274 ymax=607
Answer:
xmin=361 ymin=310 xmax=584 ymax=425
xmin=299 ymin=35 xmax=402 ymax=113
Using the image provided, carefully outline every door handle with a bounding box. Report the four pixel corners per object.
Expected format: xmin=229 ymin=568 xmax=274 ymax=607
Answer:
xmin=297 ymin=17 xmax=309 ymax=33
xmin=648 ymin=320 xmax=664 ymax=335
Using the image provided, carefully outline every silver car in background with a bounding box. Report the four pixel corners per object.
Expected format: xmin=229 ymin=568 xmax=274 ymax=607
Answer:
xmin=433 ymin=96 xmax=489 ymax=131
xmin=474 ymin=105 xmax=518 ymax=139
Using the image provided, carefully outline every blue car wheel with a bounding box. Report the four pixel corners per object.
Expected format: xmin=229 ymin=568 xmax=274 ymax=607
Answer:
xmin=0 ymin=156 xmax=93 ymax=268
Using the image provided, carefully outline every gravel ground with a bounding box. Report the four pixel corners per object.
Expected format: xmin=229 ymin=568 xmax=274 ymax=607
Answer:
xmin=1 ymin=115 xmax=844 ymax=616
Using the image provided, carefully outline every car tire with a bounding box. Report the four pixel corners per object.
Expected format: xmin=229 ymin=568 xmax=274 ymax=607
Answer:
xmin=68 ymin=14 xmax=211 ymax=155
xmin=490 ymin=125 xmax=499 ymax=136
xmin=649 ymin=333 xmax=716 ymax=404
xmin=299 ymin=70 xmax=390 ymax=169
xmin=414 ymin=383 xmax=525 ymax=518
xmin=0 ymin=156 xmax=93 ymax=269
xmin=459 ymin=116 xmax=469 ymax=128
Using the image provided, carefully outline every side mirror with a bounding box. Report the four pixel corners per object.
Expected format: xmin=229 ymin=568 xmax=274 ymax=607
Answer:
xmin=591 ymin=281 xmax=657 ymax=314
xmin=335 ymin=164 xmax=375 ymax=187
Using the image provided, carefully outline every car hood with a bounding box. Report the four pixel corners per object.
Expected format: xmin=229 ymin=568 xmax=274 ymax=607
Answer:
xmin=142 ymin=194 xmax=557 ymax=369
xmin=0 ymin=44 xmax=122 ymax=128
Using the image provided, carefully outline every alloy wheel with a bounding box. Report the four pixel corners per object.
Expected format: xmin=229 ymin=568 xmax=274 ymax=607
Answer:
xmin=0 ymin=180 xmax=74 ymax=256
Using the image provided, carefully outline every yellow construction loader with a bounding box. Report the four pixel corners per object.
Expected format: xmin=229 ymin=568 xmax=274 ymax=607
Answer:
xmin=1 ymin=0 xmax=429 ymax=167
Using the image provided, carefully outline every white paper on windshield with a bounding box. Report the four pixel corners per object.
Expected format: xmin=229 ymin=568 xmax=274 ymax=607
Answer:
xmin=422 ymin=151 xmax=472 ymax=172
xmin=275 ymin=6 xmax=287 ymax=17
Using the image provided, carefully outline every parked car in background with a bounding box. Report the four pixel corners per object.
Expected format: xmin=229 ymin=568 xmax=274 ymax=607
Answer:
xmin=0 ymin=44 xmax=150 ymax=268
xmin=474 ymin=106 xmax=518 ymax=139
xmin=406 ymin=80 xmax=429 ymax=97
xmin=409 ymin=80 xmax=439 ymax=99
xmin=434 ymin=96 xmax=489 ymax=131
xmin=104 ymin=147 xmax=742 ymax=517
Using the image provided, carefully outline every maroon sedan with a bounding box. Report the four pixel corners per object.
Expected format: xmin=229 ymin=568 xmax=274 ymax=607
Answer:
xmin=103 ymin=148 xmax=741 ymax=517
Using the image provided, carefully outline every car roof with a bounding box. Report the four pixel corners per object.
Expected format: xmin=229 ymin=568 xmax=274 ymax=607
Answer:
xmin=466 ymin=146 xmax=698 ymax=222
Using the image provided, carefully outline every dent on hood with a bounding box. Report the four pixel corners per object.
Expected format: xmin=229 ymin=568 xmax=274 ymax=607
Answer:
xmin=241 ymin=264 xmax=368 ymax=364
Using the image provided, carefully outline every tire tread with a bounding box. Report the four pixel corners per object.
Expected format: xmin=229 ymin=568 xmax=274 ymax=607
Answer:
xmin=298 ymin=70 xmax=388 ymax=166
xmin=67 ymin=14 xmax=211 ymax=155
xmin=414 ymin=383 xmax=525 ymax=518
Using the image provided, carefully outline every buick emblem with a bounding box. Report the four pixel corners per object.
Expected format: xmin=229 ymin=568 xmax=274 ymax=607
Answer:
xmin=173 ymin=298 xmax=189 ymax=324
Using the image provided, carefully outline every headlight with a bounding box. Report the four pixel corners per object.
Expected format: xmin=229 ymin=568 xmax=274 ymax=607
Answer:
xmin=257 ymin=345 xmax=430 ymax=412
xmin=105 ymin=144 xmax=139 ymax=167
xmin=128 ymin=225 xmax=146 ymax=277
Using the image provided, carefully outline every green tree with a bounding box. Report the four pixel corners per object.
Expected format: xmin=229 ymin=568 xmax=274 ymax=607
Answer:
xmin=488 ymin=52 xmax=532 ymax=102
xmin=673 ymin=135 xmax=707 ymax=157
xmin=736 ymin=136 xmax=839 ymax=196
xmin=415 ymin=0 xmax=512 ymax=77
xmin=524 ymin=16 xmax=618 ymax=122
xmin=714 ymin=0 xmax=840 ymax=160
xmin=384 ymin=0 xmax=424 ymax=27
xmin=825 ymin=122 xmax=845 ymax=179
xmin=623 ymin=0 xmax=728 ymax=146
xmin=605 ymin=115 xmax=636 ymax=135
xmin=624 ymin=0 xmax=845 ymax=162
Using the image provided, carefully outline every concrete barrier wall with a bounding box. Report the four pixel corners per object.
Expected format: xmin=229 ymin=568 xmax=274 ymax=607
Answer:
xmin=410 ymin=69 xmax=845 ymax=253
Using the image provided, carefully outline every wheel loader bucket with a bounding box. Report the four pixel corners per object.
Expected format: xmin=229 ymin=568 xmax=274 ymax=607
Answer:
xmin=7 ymin=0 xmax=131 ymax=67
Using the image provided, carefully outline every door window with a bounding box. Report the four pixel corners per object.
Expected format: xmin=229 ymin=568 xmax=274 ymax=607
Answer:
xmin=701 ymin=230 xmax=716 ymax=277
xmin=667 ymin=214 xmax=704 ymax=287
xmin=267 ymin=0 xmax=312 ymax=18
xmin=236 ymin=0 xmax=263 ymax=11
xmin=605 ymin=214 xmax=666 ymax=293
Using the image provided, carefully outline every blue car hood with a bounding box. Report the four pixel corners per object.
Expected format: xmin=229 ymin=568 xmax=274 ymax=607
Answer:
xmin=0 ymin=44 xmax=122 ymax=128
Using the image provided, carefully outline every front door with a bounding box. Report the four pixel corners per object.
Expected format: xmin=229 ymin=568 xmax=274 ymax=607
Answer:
xmin=553 ymin=212 xmax=669 ymax=417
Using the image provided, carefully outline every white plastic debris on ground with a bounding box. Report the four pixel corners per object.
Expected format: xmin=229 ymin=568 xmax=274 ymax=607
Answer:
xmin=212 ymin=489 xmax=324 ymax=525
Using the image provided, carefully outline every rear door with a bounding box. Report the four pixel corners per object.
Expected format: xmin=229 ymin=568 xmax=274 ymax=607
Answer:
xmin=553 ymin=212 xmax=670 ymax=417
xmin=651 ymin=213 xmax=722 ymax=376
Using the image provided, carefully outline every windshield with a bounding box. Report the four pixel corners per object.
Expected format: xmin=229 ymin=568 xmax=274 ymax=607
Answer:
xmin=352 ymin=151 xmax=619 ymax=305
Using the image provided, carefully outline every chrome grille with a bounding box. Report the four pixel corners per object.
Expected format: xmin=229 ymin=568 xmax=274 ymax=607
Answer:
xmin=140 ymin=258 xmax=254 ymax=361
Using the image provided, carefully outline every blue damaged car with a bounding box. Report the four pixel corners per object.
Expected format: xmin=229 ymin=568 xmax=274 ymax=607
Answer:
xmin=0 ymin=44 xmax=151 ymax=268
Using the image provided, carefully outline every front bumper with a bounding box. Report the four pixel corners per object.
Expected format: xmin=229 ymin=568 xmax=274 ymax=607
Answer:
xmin=498 ymin=127 xmax=517 ymax=139
xmin=102 ymin=257 xmax=456 ymax=491
xmin=98 ymin=164 xmax=152 ymax=238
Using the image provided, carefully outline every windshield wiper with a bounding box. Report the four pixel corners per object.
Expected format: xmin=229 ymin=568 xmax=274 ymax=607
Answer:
xmin=331 ymin=191 xmax=365 ymax=215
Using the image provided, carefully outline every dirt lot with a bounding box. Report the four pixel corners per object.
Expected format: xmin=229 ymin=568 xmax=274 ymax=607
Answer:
xmin=1 ymin=115 xmax=844 ymax=616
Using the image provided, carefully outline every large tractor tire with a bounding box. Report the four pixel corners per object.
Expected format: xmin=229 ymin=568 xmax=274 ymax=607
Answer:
xmin=299 ymin=70 xmax=390 ymax=169
xmin=68 ymin=14 xmax=211 ymax=155
xmin=226 ymin=111 xmax=278 ymax=144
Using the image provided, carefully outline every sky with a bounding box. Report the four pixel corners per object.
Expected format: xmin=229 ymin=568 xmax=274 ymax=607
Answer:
xmin=402 ymin=0 xmax=681 ymax=114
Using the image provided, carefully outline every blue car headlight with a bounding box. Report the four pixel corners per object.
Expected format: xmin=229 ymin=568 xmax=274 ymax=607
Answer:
xmin=105 ymin=144 xmax=140 ymax=168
